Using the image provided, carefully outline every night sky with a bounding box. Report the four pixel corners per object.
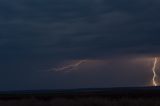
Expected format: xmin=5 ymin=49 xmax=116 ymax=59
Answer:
xmin=1 ymin=0 xmax=160 ymax=91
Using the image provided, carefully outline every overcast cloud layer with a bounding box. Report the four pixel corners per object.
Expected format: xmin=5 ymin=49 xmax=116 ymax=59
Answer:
xmin=1 ymin=0 xmax=160 ymax=60
xmin=0 ymin=0 xmax=160 ymax=90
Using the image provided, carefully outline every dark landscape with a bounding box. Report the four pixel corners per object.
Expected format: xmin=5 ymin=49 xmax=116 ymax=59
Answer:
xmin=0 ymin=86 xmax=160 ymax=106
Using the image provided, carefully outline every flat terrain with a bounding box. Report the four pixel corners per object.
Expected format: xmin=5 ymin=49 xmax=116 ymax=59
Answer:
xmin=0 ymin=86 xmax=160 ymax=106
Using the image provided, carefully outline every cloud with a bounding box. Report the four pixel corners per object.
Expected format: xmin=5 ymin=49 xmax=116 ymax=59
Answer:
xmin=1 ymin=0 xmax=160 ymax=90
xmin=0 ymin=0 xmax=160 ymax=61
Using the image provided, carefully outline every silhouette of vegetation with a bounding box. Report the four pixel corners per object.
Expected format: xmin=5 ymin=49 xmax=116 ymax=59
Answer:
xmin=0 ymin=97 xmax=160 ymax=106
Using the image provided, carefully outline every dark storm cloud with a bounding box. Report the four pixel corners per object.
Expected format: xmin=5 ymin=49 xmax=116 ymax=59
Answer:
xmin=1 ymin=0 xmax=160 ymax=61
xmin=1 ymin=0 xmax=160 ymax=90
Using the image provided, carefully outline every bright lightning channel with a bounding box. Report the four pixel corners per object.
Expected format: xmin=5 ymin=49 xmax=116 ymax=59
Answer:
xmin=152 ymin=57 xmax=158 ymax=86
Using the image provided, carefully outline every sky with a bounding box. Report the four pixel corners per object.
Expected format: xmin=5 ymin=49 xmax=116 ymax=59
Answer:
xmin=0 ymin=0 xmax=160 ymax=91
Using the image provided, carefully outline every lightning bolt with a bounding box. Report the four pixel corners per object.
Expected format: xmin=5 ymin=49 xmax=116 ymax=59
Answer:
xmin=49 ymin=60 xmax=87 ymax=72
xmin=152 ymin=57 xmax=158 ymax=86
